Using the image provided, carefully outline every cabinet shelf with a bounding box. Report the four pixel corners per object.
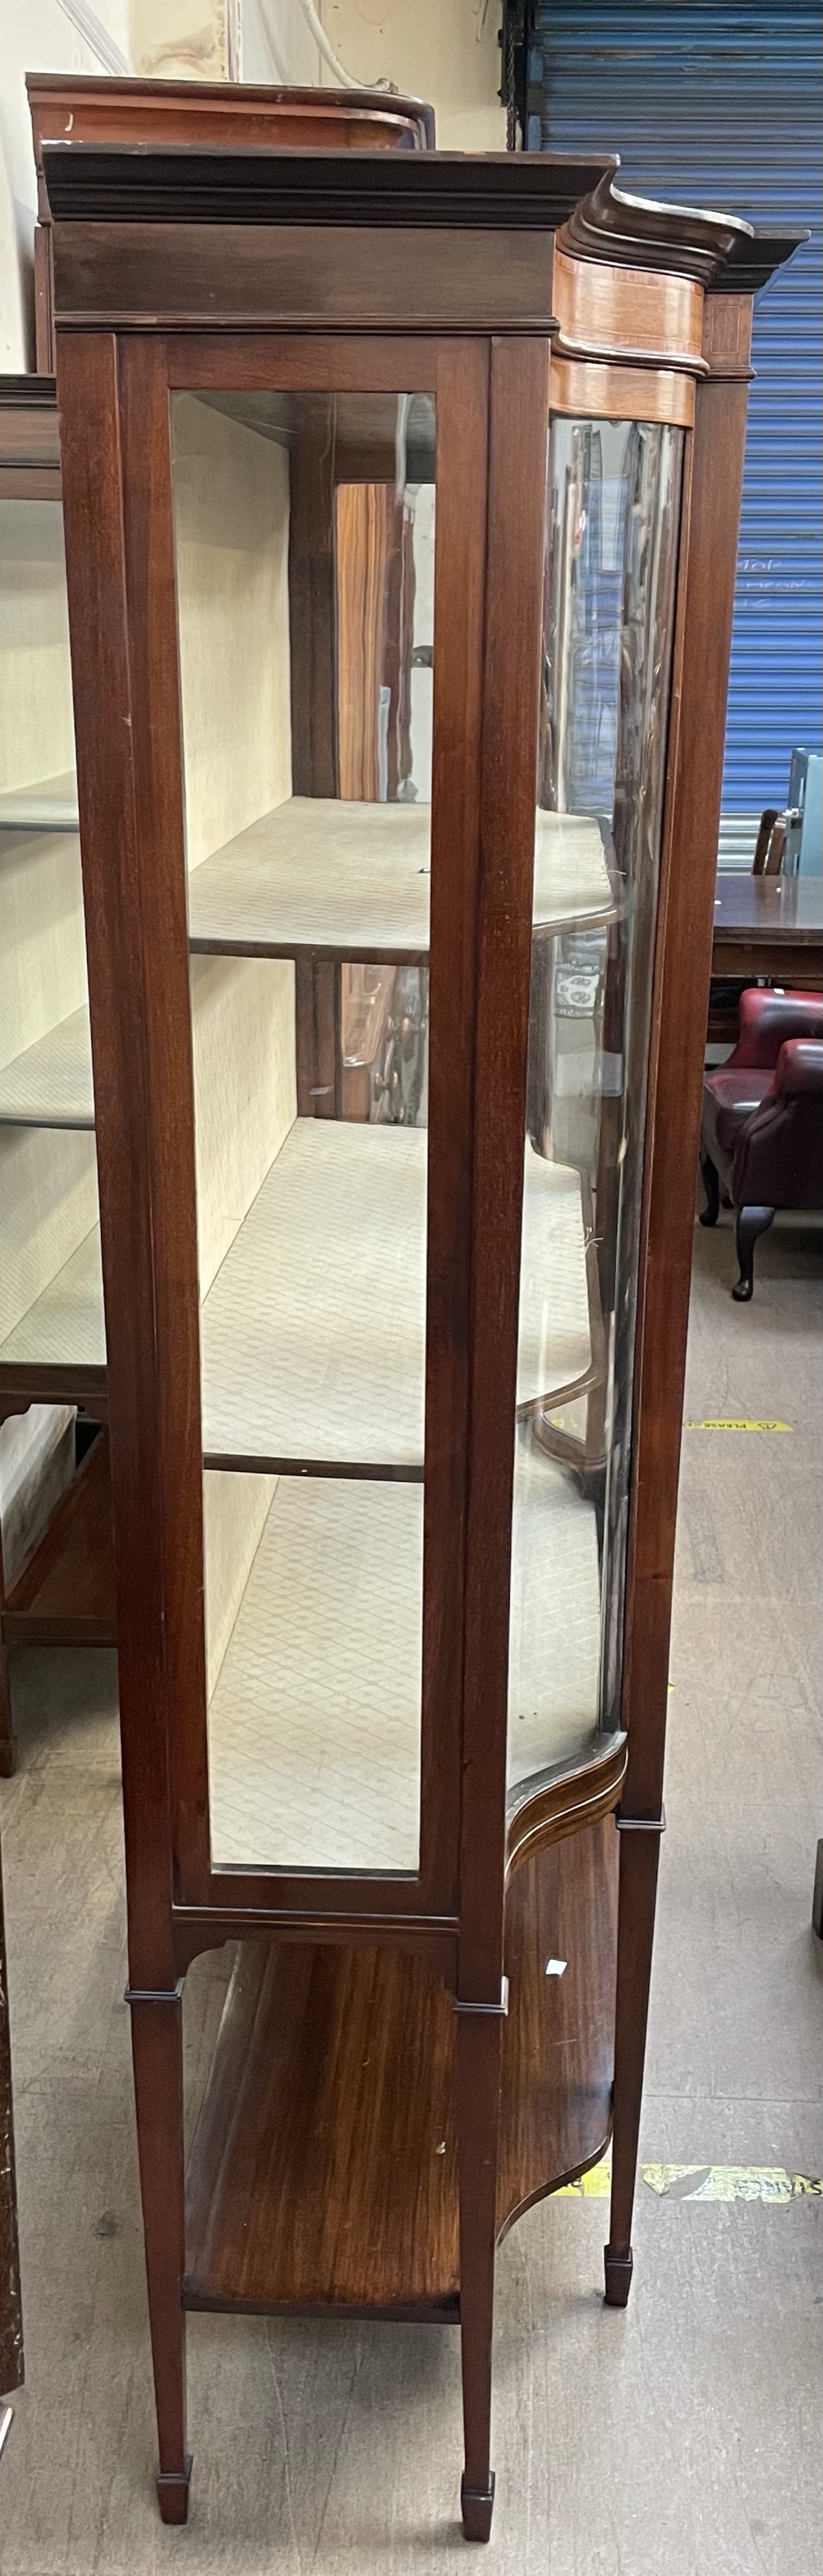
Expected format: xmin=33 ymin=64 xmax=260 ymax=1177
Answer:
xmin=0 ymin=1120 xmax=594 ymax=1470
xmin=187 ymin=796 xmax=617 ymax=961
xmin=0 ymin=1006 xmax=93 ymax=1128
xmin=0 ymin=772 xmax=79 ymax=834
xmin=183 ymin=1810 xmax=616 ymax=2320
xmin=207 ymin=1441 xmax=601 ymax=1873
xmin=2 ymin=780 xmax=616 ymax=970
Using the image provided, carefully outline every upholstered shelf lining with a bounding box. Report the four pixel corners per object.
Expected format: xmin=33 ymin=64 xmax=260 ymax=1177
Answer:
xmin=207 ymin=1435 xmax=602 ymax=1873
xmin=0 ymin=1120 xmax=593 ymax=1469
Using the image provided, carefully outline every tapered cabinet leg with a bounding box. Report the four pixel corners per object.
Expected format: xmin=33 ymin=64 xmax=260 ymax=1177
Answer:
xmin=456 ymin=2010 xmax=503 ymax=2542
xmin=605 ymin=1826 xmax=662 ymax=2308
xmin=0 ymin=1643 xmax=16 ymax=1778
xmin=129 ymin=1993 xmax=191 ymax=2522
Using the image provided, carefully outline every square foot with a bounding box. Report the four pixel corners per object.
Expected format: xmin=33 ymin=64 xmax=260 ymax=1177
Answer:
xmin=461 ymin=2473 xmax=495 ymax=2542
xmin=156 ymin=2456 xmax=192 ymax=2524
xmin=604 ymin=2244 xmax=633 ymax=2307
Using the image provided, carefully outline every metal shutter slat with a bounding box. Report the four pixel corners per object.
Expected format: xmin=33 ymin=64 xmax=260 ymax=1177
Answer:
xmin=534 ymin=2 xmax=821 ymax=826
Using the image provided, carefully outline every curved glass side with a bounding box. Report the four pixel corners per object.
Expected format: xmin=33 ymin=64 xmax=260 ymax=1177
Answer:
xmin=508 ymin=414 xmax=684 ymax=1803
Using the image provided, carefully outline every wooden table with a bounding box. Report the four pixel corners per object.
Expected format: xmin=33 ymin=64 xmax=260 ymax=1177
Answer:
xmin=711 ymin=872 xmax=823 ymax=987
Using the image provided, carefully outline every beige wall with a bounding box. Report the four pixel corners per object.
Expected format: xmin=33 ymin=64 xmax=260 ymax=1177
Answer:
xmin=130 ymin=0 xmax=239 ymax=79
xmin=0 ymin=0 xmax=130 ymax=367
xmin=0 ymin=2 xmax=504 ymax=362
xmin=316 ymin=2 xmax=505 ymax=149
xmin=240 ymin=2 xmax=505 ymax=144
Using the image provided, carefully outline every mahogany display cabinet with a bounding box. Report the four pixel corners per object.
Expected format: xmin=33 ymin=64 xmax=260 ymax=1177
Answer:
xmin=28 ymin=139 xmax=798 ymax=2540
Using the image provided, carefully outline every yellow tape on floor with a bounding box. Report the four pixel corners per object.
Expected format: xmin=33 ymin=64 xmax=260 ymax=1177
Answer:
xmin=683 ymin=1418 xmax=791 ymax=1432
xmin=556 ymin=2161 xmax=821 ymax=2202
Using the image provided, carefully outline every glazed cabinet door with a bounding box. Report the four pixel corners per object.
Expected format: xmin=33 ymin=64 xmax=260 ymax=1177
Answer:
xmin=171 ymin=364 xmax=440 ymax=1889
xmin=504 ymin=398 xmax=685 ymax=1837
xmin=61 ymin=333 xmax=490 ymax=1923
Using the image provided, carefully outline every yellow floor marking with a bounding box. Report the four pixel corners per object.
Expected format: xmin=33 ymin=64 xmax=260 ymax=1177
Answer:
xmin=683 ymin=1418 xmax=791 ymax=1432
xmin=555 ymin=2160 xmax=821 ymax=2203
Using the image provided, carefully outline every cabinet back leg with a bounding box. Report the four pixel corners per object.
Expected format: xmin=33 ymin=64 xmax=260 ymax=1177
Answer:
xmin=456 ymin=2010 xmax=502 ymax=2542
xmin=0 ymin=1642 xmax=16 ymax=1778
xmin=698 ymin=1149 xmax=720 ymax=1228
xmin=129 ymin=1994 xmax=191 ymax=2522
xmin=605 ymin=1825 xmax=662 ymax=2308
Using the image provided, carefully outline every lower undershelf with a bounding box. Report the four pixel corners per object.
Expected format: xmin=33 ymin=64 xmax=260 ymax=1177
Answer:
xmin=183 ymin=1815 xmax=618 ymax=2320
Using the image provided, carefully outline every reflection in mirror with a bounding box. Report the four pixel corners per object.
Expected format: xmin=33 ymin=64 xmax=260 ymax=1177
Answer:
xmin=508 ymin=414 xmax=684 ymax=1804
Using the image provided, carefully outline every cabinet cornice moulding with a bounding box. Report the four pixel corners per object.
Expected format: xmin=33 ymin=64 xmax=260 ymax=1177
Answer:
xmin=41 ymin=144 xmax=615 ymax=233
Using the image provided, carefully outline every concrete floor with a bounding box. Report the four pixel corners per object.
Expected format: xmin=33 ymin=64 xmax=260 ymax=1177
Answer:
xmin=0 ymin=1210 xmax=821 ymax=2575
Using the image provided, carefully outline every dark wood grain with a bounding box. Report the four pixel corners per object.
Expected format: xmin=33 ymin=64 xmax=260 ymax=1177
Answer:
xmin=605 ymin=1828 xmax=660 ymax=2307
xmin=458 ymin=338 xmax=550 ymax=2002
xmin=560 ymin=168 xmax=747 ymax=283
xmin=28 ymin=74 xmax=434 ymax=191
xmin=51 ymin=218 xmax=559 ymax=339
xmin=184 ymin=1825 xmax=618 ymax=2321
xmin=131 ymin=1997 xmax=190 ymax=2520
xmin=457 ymin=2008 xmax=503 ymax=2536
xmin=705 ymin=227 xmax=808 ymax=295
xmin=57 ymin=329 xmax=179 ymax=1993
xmin=0 ymin=374 xmax=60 ymax=467
xmin=287 ymin=393 xmax=338 ymax=801
xmin=115 ymin=334 xmax=209 ymax=1911
xmin=185 ymin=1939 xmax=461 ymax=2318
xmin=2 ymin=1429 xmax=114 ymax=1644
xmin=0 ymin=1362 xmax=107 ymax=1414
xmin=43 ymin=145 xmax=611 ymax=232
xmin=711 ymin=871 xmax=823 ymax=985
xmin=33 ymin=224 xmax=53 ymax=371
xmin=450 ymin=338 xmax=551 ymax=2525
xmin=0 ymin=370 xmax=61 ymax=495
xmin=498 ymin=1811 xmax=618 ymax=2232
xmin=505 ymin=1734 xmax=626 ymax=1879
xmin=610 ymin=294 xmax=756 ymax=2290
xmin=29 ymin=76 xmax=434 ymax=371
xmin=167 ymin=334 xmax=440 ymax=393
xmin=421 ymin=339 xmax=489 ymax=1909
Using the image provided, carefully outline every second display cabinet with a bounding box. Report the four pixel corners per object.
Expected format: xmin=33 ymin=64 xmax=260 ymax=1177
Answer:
xmin=32 ymin=138 xmax=798 ymax=2540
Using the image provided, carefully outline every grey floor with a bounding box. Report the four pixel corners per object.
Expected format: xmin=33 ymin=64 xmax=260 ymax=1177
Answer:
xmin=1 ymin=1211 xmax=821 ymax=2576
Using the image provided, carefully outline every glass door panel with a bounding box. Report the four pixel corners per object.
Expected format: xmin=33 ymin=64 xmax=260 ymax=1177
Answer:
xmin=508 ymin=413 xmax=684 ymax=1800
xmin=169 ymin=385 xmax=436 ymax=1874
xmin=0 ymin=484 xmax=101 ymax=1395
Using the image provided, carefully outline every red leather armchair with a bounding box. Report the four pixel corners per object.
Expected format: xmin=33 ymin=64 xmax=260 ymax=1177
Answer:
xmin=701 ymin=988 xmax=823 ymax=1300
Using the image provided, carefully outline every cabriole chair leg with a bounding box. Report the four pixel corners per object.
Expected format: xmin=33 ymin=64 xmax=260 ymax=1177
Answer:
xmin=732 ymin=1203 xmax=774 ymax=1301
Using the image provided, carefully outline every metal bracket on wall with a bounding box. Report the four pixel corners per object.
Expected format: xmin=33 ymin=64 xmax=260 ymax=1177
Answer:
xmin=453 ymin=1977 xmax=509 ymax=2017
xmin=615 ymin=1809 xmax=666 ymax=1834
